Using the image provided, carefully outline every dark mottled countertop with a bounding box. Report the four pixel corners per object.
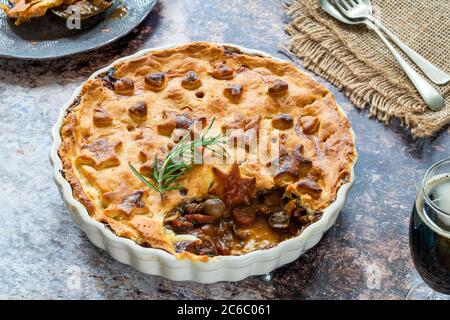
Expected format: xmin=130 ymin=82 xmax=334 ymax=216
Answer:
xmin=0 ymin=0 xmax=449 ymax=300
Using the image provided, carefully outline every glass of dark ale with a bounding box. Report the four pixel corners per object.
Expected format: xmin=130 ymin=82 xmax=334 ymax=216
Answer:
xmin=407 ymin=158 xmax=450 ymax=300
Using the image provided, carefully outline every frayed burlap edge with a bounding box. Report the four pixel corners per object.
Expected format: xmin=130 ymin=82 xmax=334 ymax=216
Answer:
xmin=283 ymin=0 xmax=449 ymax=137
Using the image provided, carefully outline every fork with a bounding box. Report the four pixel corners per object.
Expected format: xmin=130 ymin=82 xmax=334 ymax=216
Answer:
xmin=333 ymin=0 xmax=450 ymax=86
xmin=333 ymin=0 xmax=446 ymax=111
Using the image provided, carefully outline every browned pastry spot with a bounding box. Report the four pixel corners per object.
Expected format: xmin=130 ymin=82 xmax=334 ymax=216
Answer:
xmin=129 ymin=101 xmax=148 ymax=119
xmin=273 ymin=145 xmax=312 ymax=183
xmin=156 ymin=111 xmax=177 ymax=136
xmin=223 ymin=84 xmax=243 ymax=100
xmin=101 ymin=183 xmax=149 ymax=218
xmin=274 ymin=155 xmax=301 ymax=182
xmin=181 ymin=71 xmax=202 ymax=90
xmin=145 ymin=72 xmax=166 ymax=91
xmin=93 ymin=107 xmax=113 ymax=127
xmin=209 ymin=164 xmax=256 ymax=206
xmin=176 ymin=113 xmax=194 ymax=129
xmin=114 ymin=78 xmax=135 ymax=95
xmin=156 ymin=111 xmax=194 ymax=136
xmin=268 ymin=79 xmax=288 ymax=96
xmin=295 ymin=178 xmax=322 ymax=199
xmin=211 ymin=62 xmax=234 ymax=80
xmin=139 ymin=151 xmax=154 ymax=177
xmin=272 ymin=114 xmax=293 ymax=130
xmin=301 ymin=116 xmax=320 ymax=135
xmin=221 ymin=112 xmax=261 ymax=132
xmin=76 ymin=137 xmax=122 ymax=170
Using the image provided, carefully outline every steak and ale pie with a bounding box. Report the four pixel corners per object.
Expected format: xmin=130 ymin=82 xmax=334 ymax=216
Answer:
xmin=59 ymin=43 xmax=356 ymax=259
xmin=1 ymin=0 xmax=112 ymax=24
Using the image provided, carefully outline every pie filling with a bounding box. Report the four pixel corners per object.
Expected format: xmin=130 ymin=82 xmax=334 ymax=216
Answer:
xmin=165 ymin=189 xmax=319 ymax=256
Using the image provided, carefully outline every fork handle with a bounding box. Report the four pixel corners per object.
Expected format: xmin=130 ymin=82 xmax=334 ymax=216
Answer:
xmin=368 ymin=24 xmax=444 ymax=111
xmin=367 ymin=16 xmax=450 ymax=85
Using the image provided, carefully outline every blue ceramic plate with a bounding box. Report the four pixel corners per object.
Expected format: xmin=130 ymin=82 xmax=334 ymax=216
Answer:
xmin=0 ymin=0 xmax=156 ymax=60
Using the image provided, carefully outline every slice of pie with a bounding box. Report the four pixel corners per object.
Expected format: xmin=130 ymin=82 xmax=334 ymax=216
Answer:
xmin=58 ymin=42 xmax=356 ymax=259
xmin=1 ymin=0 xmax=111 ymax=25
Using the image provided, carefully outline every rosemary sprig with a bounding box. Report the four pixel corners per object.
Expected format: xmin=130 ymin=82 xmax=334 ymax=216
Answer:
xmin=129 ymin=117 xmax=227 ymax=199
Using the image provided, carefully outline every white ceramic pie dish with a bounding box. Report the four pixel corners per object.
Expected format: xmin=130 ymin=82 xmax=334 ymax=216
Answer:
xmin=50 ymin=42 xmax=357 ymax=283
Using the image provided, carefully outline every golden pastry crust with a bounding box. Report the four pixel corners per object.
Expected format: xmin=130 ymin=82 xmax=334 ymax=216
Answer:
xmin=2 ymin=0 xmax=65 ymax=23
xmin=59 ymin=42 xmax=356 ymax=258
xmin=2 ymin=0 xmax=106 ymax=24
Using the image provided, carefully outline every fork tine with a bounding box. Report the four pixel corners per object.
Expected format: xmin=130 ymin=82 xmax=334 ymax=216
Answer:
xmin=344 ymin=0 xmax=355 ymax=7
xmin=336 ymin=0 xmax=349 ymax=10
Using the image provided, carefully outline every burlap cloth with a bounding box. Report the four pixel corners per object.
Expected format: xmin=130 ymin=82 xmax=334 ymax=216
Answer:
xmin=284 ymin=0 xmax=450 ymax=137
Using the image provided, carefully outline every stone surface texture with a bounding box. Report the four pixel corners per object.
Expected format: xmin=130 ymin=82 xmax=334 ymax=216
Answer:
xmin=0 ymin=0 xmax=449 ymax=300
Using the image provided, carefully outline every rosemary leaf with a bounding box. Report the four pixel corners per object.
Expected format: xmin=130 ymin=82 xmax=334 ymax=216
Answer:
xmin=129 ymin=117 xmax=226 ymax=199
xmin=128 ymin=163 xmax=160 ymax=193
